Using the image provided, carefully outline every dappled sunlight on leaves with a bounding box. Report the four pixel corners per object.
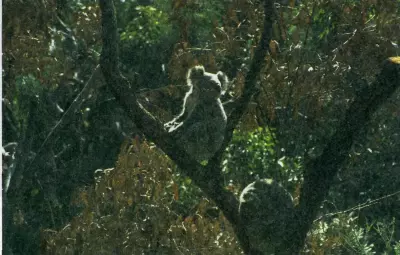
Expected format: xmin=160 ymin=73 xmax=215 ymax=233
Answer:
xmin=42 ymin=140 xmax=241 ymax=254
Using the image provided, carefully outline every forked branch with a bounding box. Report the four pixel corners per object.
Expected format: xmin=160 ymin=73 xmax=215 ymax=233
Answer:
xmin=98 ymin=0 xmax=276 ymax=253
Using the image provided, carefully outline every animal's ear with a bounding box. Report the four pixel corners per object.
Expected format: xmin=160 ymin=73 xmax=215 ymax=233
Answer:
xmin=217 ymin=71 xmax=229 ymax=94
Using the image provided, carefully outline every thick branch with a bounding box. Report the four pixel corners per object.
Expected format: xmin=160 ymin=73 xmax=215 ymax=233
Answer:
xmin=286 ymin=57 xmax=400 ymax=252
xmin=215 ymin=0 xmax=275 ymax=159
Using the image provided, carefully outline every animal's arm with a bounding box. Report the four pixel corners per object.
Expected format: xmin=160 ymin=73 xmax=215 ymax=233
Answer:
xmin=175 ymin=93 xmax=196 ymax=122
xmin=164 ymin=89 xmax=197 ymax=131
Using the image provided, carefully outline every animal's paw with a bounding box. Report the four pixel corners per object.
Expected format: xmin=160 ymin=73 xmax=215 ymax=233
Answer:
xmin=164 ymin=120 xmax=183 ymax=132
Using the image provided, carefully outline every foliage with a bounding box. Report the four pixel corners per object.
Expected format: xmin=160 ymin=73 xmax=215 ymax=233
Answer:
xmin=118 ymin=4 xmax=176 ymax=88
xmin=11 ymin=75 xmax=46 ymax=130
xmin=3 ymin=1 xmax=128 ymax=253
xmin=308 ymin=214 xmax=400 ymax=254
xmin=170 ymin=0 xmax=229 ymax=45
xmin=169 ymin=171 xmax=206 ymax=218
xmin=223 ymin=127 xmax=303 ymax=193
xmin=374 ymin=218 xmax=399 ymax=254
xmin=43 ymin=141 xmax=241 ymax=254
xmin=120 ymin=6 xmax=171 ymax=46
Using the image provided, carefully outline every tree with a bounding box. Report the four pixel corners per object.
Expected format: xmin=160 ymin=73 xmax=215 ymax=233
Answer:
xmin=98 ymin=0 xmax=400 ymax=253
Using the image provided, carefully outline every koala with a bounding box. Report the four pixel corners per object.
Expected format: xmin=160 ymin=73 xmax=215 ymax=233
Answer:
xmin=239 ymin=179 xmax=295 ymax=254
xmin=164 ymin=65 xmax=229 ymax=162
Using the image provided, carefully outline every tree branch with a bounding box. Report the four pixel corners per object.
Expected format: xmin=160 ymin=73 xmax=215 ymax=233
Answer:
xmin=286 ymin=57 xmax=400 ymax=252
xmin=98 ymin=0 xmax=276 ymax=253
xmin=216 ymin=0 xmax=275 ymax=159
